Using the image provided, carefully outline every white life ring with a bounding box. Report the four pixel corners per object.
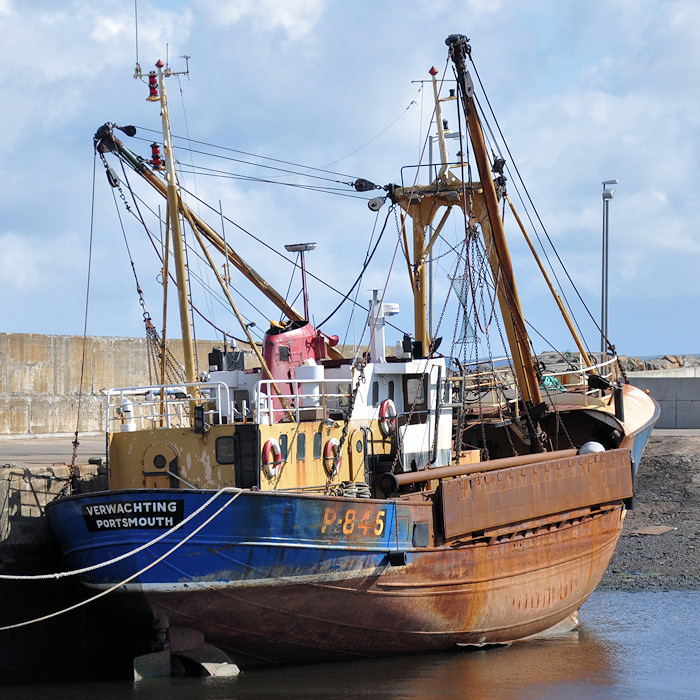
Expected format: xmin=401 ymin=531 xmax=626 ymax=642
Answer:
xmin=378 ymin=399 xmax=397 ymax=437
xmin=262 ymin=438 xmax=282 ymax=479
xmin=323 ymin=437 xmax=342 ymax=476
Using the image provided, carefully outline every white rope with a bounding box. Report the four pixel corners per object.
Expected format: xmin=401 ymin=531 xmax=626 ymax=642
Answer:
xmin=0 ymin=489 xmax=243 ymax=631
xmin=0 ymin=487 xmax=240 ymax=581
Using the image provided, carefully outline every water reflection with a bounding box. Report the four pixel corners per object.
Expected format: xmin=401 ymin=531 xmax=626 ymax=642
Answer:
xmin=214 ymin=630 xmax=618 ymax=700
xmin=5 ymin=591 xmax=699 ymax=699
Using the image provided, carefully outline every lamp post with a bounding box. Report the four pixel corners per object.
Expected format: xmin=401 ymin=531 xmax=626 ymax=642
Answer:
xmin=601 ymin=180 xmax=618 ymax=361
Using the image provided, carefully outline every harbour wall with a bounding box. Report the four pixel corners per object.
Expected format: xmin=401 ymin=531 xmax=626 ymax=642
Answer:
xmin=627 ymin=368 xmax=700 ymax=429
xmin=1 ymin=333 xmax=697 ymax=436
xmin=0 ymin=333 xmax=232 ymax=437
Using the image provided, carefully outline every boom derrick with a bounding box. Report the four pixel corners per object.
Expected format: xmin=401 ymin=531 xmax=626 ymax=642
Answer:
xmin=94 ymin=125 xmax=342 ymax=361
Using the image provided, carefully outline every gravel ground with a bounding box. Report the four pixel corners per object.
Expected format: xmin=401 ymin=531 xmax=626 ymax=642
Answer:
xmin=601 ymin=434 xmax=700 ymax=590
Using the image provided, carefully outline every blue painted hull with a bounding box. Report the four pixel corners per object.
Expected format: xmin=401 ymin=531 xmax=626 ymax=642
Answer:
xmin=47 ymin=489 xmax=412 ymax=590
xmin=629 ymin=406 xmax=662 ymax=476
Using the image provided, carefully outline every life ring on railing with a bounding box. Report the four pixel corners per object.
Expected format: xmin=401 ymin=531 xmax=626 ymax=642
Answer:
xmin=323 ymin=437 xmax=342 ymax=476
xmin=262 ymin=438 xmax=282 ymax=479
xmin=378 ymin=399 xmax=397 ymax=437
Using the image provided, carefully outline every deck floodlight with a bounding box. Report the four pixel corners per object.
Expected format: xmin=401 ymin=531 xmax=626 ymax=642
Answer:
xmin=284 ymin=243 xmax=316 ymax=320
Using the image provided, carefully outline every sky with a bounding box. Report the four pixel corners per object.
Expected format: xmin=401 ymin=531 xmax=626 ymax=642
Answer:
xmin=1 ymin=0 xmax=698 ymax=358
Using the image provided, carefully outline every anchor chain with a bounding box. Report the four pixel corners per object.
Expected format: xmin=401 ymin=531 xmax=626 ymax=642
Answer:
xmin=324 ymin=363 xmax=366 ymax=494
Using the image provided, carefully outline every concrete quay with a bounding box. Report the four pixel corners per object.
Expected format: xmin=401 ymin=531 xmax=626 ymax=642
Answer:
xmin=0 ymin=433 xmax=106 ymax=467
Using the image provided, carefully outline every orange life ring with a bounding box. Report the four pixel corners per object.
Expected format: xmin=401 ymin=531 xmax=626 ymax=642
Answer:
xmin=262 ymin=438 xmax=282 ymax=479
xmin=378 ymin=399 xmax=397 ymax=437
xmin=323 ymin=437 xmax=342 ymax=476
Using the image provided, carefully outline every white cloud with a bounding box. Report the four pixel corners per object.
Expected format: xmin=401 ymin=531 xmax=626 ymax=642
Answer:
xmin=0 ymin=230 xmax=85 ymax=293
xmin=0 ymin=232 xmax=44 ymax=291
xmin=199 ymin=0 xmax=327 ymax=40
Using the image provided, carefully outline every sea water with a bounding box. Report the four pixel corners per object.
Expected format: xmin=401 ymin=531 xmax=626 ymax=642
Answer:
xmin=3 ymin=590 xmax=698 ymax=699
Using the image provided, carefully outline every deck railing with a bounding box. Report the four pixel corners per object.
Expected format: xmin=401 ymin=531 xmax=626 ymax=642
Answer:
xmin=254 ymin=378 xmax=352 ymax=425
xmin=106 ymin=382 xmax=230 ymax=433
xmin=448 ymin=355 xmax=619 ymax=411
xmin=106 ymin=378 xmax=355 ymax=431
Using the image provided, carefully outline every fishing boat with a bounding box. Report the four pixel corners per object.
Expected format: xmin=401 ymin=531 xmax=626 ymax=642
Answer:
xmin=46 ymin=35 xmax=659 ymax=673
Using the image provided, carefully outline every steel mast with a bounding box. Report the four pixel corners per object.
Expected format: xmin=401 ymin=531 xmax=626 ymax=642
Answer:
xmin=446 ymin=34 xmax=543 ymax=410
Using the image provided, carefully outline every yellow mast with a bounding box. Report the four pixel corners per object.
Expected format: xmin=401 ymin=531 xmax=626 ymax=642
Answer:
xmin=391 ymin=69 xmax=461 ymax=355
xmin=153 ymin=60 xmax=197 ymax=385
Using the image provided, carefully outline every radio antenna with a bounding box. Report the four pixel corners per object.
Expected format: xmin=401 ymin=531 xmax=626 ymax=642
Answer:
xmin=133 ymin=0 xmax=141 ymax=77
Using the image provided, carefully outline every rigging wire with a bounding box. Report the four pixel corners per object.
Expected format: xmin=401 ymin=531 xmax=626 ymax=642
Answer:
xmin=113 ymin=160 xmax=268 ymax=344
xmin=134 ymin=127 xmax=363 ymax=186
xmin=341 ymin=222 xmax=375 ymax=348
xmin=114 ymin=160 xmax=409 ymax=346
xmin=107 ymin=127 xmax=394 ymax=324
xmin=173 ymin=164 xmax=367 ymax=198
xmin=117 ymin=168 xmax=269 ymax=333
xmin=474 ymin=91 xmax=593 ymax=358
xmin=472 ymin=92 xmax=584 ymax=342
xmin=105 ymin=127 xmax=412 ymax=341
xmin=176 ymin=182 xmax=409 ymax=337
xmin=462 ymin=71 xmax=589 ymax=361
xmin=322 ymin=89 xmax=421 ymax=168
xmin=318 ymin=204 xmax=393 ymax=331
xmin=68 ymin=153 xmax=101 ymax=488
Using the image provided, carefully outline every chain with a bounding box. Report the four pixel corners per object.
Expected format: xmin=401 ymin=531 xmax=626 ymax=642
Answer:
xmin=324 ymin=363 xmax=366 ymax=494
xmin=612 ymin=344 xmax=628 ymax=383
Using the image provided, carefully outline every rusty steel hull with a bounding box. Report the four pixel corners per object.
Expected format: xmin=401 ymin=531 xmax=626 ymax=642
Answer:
xmin=142 ymin=504 xmax=624 ymax=666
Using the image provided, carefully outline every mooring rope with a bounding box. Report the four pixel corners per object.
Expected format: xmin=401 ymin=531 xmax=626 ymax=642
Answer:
xmin=0 ymin=487 xmax=241 ymax=582
xmin=0 ymin=489 xmax=242 ymax=631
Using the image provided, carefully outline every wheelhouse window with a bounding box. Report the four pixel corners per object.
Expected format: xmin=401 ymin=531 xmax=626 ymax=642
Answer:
xmin=296 ymin=433 xmax=306 ymax=460
xmin=279 ymin=434 xmax=289 ymax=460
xmin=403 ymin=375 xmax=427 ymax=411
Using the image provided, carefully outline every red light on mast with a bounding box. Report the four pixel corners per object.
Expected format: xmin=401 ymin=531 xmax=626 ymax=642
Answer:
xmin=150 ymin=143 xmax=163 ymax=170
xmin=147 ymin=71 xmax=159 ymax=101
